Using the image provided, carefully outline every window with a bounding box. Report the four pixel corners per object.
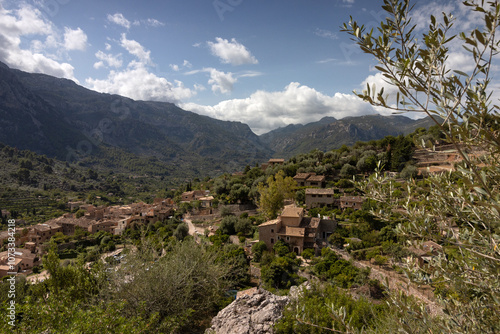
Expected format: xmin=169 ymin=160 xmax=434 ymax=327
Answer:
xmin=270 ymin=238 xmax=274 ymax=244
xmin=271 ymin=229 xmax=274 ymax=233
xmin=286 ymin=236 xmax=290 ymax=241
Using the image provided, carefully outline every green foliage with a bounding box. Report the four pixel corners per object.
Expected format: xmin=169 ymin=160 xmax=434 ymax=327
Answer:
xmin=313 ymin=248 xmax=369 ymax=288
xmin=219 ymin=215 xmax=238 ymax=235
xmin=252 ymin=241 xmax=268 ymax=262
xmin=344 ymin=0 xmax=500 ymax=332
xmin=173 ymin=222 xmax=189 ymax=240
xmin=273 ymin=240 xmax=291 ymax=257
xmin=339 ymin=163 xmax=357 ymax=178
xmin=258 ymin=170 xmax=296 ymax=219
xmin=274 ymin=282 xmax=388 ymax=333
xmin=301 ymin=248 xmax=315 ymax=260
xmin=261 ymin=255 xmax=301 ymax=290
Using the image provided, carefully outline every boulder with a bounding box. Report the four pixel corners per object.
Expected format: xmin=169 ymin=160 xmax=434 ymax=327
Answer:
xmin=206 ymin=288 xmax=289 ymax=334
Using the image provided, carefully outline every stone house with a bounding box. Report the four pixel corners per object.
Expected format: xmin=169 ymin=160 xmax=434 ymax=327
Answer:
xmin=293 ymin=172 xmax=326 ymax=188
xmin=261 ymin=158 xmax=285 ymax=170
xmin=340 ymin=196 xmax=364 ymax=211
xmin=305 ymin=188 xmax=336 ymax=209
xmin=181 ymin=190 xmax=207 ymax=202
xmin=0 ymin=248 xmax=38 ymax=277
xmin=259 ymin=205 xmax=337 ymax=255
xmin=408 ymin=240 xmax=444 ymax=267
xmin=30 ymin=222 xmax=63 ymax=244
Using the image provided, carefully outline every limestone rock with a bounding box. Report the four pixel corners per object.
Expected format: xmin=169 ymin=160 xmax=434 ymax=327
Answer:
xmin=206 ymin=288 xmax=289 ymax=334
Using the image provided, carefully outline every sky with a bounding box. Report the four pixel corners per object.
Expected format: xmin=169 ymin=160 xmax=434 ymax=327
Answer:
xmin=0 ymin=0 xmax=495 ymax=134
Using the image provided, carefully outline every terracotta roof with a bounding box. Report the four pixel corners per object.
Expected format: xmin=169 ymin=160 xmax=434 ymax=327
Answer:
xmin=307 ymin=175 xmax=325 ymax=182
xmin=308 ymin=217 xmax=321 ymax=228
xmin=283 ymin=226 xmax=305 ymax=237
xmin=281 ymin=206 xmax=304 ymax=218
xmin=268 ymin=158 xmax=285 ymax=163
xmin=294 ymin=173 xmax=314 ymax=180
xmin=259 ymin=218 xmax=280 ymax=227
xmin=340 ymin=196 xmax=364 ymax=203
xmin=305 ymin=188 xmax=334 ymax=195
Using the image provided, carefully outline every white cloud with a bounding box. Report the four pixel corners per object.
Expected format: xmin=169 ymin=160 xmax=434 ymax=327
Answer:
xmin=63 ymin=27 xmax=88 ymax=51
xmin=93 ymin=50 xmax=122 ymax=69
xmin=181 ymin=82 xmax=377 ymax=134
xmin=207 ymin=37 xmax=258 ymax=66
xmin=186 ymin=67 xmax=237 ymax=94
xmin=105 ymin=43 xmax=112 ymax=51
xmin=85 ymin=62 xmax=195 ymax=103
xmin=314 ymin=28 xmax=338 ymax=40
xmin=317 ymin=58 xmax=337 ymax=64
xmin=0 ymin=3 xmax=77 ymax=81
xmin=169 ymin=60 xmax=192 ymax=72
xmin=107 ymin=13 xmax=130 ymax=29
xmin=120 ymin=33 xmax=152 ymax=65
xmin=145 ymin=18 xmax=165 ymax=27
xmin=206 ymin=68 xmax=236 ymax=94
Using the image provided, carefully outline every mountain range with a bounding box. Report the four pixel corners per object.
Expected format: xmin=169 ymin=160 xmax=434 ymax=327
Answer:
xmin=0 ymin=61 xmax=435 ymax=178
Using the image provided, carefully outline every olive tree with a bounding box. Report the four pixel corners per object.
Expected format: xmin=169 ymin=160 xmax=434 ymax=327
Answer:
xmin=342 ymin=0 xmax=500 ymax=333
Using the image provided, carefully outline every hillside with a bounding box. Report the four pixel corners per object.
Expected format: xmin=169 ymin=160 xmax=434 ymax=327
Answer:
xmin=0 ymin=61 xmax=439 ymax=179
xmin=260 ymin=115 xmax=437 ymax=158
xmin=0 ymin=61 xmax=272 ymax=177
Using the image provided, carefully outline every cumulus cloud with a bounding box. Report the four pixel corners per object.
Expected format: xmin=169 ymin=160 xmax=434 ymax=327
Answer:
xmin=186 ymin=67 xmax=237 ymax=94
xmin=86 ymin=62 xmax=195 ymax=103
xmin=120 ymin=33 xmax=152 ymax=65
xmin=107 ymin=13 xmax=131 ymax=29
xmin=93 ymin=50 xmax=122 ymax=69
xmin=207 ymin=37 xmax=258 ymax=66
xmin=63 ymin=27 xmax=88 ymax=51
xmin=206 ymin=68 xmax=236 ymax=94
xmin=169 ymin=60 xmax=192 ymax=72
xmin=181 ymin=82 xmax=377 ymax=134
xmin=0 ymin=3 xmax=77 ymax=80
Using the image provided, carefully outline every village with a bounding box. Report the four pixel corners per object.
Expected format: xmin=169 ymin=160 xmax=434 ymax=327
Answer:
xmin=0 ymin=157 xmax=367 ymax=280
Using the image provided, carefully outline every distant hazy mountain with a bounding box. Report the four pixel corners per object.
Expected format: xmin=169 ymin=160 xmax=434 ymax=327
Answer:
xmin=0 ymin=61 xmax=437 ymax=178
xmin=260 ymin=114 xmax=436 ymax=158
xmin=0 ymin=62 xmax=271 ymax=176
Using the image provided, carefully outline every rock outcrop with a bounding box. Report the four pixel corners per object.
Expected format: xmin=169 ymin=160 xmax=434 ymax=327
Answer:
xmin=206 ymin=288 xmax=289 ymax=334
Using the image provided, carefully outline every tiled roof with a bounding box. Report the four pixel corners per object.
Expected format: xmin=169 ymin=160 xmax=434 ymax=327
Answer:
xmin=305 ymin=188 xmax=334 ymax=195
xmin=259 ymin=218 xmax=280 ymax=227
xmin=281 ymin=206 xmax=304 ymax=218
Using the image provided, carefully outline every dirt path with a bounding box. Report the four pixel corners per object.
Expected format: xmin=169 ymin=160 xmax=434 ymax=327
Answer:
xmin=331 ymin=247 xmax=443 ymax=316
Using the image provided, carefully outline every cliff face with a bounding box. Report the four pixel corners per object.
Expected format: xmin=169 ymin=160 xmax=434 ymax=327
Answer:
xmin=206 ymin=288 xmax=289 ymax=334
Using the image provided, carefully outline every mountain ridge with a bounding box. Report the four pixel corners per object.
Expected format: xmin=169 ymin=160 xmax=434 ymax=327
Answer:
xmin=0 ymin=61 xmax=437 ymax=177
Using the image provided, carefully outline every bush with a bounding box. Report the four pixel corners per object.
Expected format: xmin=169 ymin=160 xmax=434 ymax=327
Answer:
xmin=219 ymin=216 xmax=237 ymax=235
xmin=273 ymin=240 xmax=290 ymax=257
xmin=301 ymin=248 xmax=315 ymax=260
xmin=219 ymin=206 xmax=233 ymax=217
xmin=234 ymin=217 xmax=252 ymax=235
xmin=173 ymin=223 xmax=189 ymax=241
xmin=252 ymin=241 xmax=268 ymax=262
xmin=373 ymin=255 xmax=388 ymax=266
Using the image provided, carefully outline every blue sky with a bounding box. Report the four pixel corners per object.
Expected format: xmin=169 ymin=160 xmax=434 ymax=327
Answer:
xmin=0 ymin=0 xmax=493 ymax=134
